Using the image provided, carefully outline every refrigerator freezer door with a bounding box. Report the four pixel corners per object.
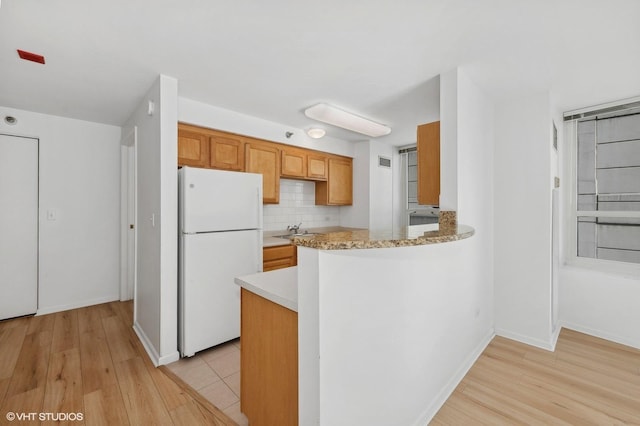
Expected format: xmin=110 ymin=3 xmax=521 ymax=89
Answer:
xmin=180 ymin=229 xmax=262 ymax=357
xmin=180 ymin=167 xmax=262 ymax=233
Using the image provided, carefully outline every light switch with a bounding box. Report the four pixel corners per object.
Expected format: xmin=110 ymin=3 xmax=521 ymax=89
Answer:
xmin=47 ymin=209 xmax=56 ymax=221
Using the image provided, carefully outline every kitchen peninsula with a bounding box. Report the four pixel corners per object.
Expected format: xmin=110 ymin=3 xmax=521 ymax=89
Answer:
xmin=236 ymin=217 xmax=482 ymax=426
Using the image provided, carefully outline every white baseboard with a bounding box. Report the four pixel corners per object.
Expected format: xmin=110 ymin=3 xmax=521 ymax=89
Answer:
xmin=133 ymin=322 xmax=160 ymax=367
xmin=550 ymin=325 xmax=561 ymax=351
xmin=36 ymin=295 xmax=119 ymax=316
xmin=159 ymin=351 xmax=180 ymax=366
xmin=560 ymin=321 xmax=640 ymax=351
xmin=414 ymin=328 xmax=496 ymax=426
xmin=494 ymin=327 xmax=557 ymax=351
xmin=132 ymin=321 xmax=180 ymax=367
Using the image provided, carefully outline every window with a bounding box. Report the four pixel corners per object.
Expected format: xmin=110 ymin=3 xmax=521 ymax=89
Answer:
xmin=570 ymin=101 xmax=640 ymax=265
xmin=399 ymin=147 xmax=439 ymax=226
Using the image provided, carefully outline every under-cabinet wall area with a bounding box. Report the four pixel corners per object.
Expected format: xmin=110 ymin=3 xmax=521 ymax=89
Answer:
xmin=263 ymin=179 xmax=341 ymax=231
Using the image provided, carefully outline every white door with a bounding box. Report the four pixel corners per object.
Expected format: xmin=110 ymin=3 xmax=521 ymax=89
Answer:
xmin=0 ymin=134 xmax=38 ymax=320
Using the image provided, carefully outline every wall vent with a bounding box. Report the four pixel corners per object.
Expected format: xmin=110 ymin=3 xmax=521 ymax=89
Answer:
xmin=378 ymin=156 xmax=391 ymax=168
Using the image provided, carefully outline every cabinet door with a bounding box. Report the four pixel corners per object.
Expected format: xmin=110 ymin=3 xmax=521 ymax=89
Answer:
xmin=327 ymin=158 xmax=353 ymax=205
xmin=210 ymin=132 xmax=245 ymax=171
xmin=281 ymin=147 xmax=307 ymax=178
xmin=316 ymin=157 xmax=353 ymax=205
xmin=246 ymin=141 xmax=280 ymax=204
xmin=241 ymin=289 xmax=298 ymax=426
xmin=178 ymin=127 xmax=210 ymax=168
xmin=417 ymin=121 xmax=440 ymax=206
xmin=307 ymin=154 xmax=327 ymax=180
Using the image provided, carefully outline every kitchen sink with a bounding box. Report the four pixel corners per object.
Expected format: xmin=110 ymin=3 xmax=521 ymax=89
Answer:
xmin=273 ymin=232 xmax=320 ymax=239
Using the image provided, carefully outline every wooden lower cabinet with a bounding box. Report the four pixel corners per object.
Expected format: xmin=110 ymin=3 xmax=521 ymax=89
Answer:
xmin=263 ymin=245 xmax=297 ymax=271
xmin=241 ymin=288 xmax=298 ymax=426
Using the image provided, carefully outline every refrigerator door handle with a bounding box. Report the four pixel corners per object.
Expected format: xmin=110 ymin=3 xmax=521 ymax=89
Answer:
xmin=257 ymin=187 xmax=261 ymax=224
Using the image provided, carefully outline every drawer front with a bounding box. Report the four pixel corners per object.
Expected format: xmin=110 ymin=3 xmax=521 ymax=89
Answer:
xmin=263 ymin=245 xmax=297 ymax=271
xmin=263 ymin=258 xmax=295 ymax=271
xmin=263 ymin=244 xmax=295 ymax=261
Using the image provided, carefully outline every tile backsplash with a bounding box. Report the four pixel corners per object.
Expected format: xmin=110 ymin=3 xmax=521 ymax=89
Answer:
xmin=263 ymin=179 xmax=341 ymax=231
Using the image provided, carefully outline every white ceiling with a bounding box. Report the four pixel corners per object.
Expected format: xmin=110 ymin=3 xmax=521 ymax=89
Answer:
xmin=1 ymin=0 xmax=639 ymax=145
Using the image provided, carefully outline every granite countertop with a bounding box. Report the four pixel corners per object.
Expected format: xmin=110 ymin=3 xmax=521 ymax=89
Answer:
xmin=235 ymin=266 xmax=298 ymax=312
xmin=263 ymin=226 xmax=364 ymax=248
xmin=290 ymin=224 xmax=475 ymax=250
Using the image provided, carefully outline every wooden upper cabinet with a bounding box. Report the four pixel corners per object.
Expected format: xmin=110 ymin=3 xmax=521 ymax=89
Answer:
xmin=210 ymin=131 xmax=245 ymax=171
xmin=307 ymin=154 xmax=327 ymax=181
xmin=178 ymin=126 xmax=210 ymax=168
xmin=245 ymin=140 xmax=280 ymax=204
xmin=282 ymin=148 xmax=328 ymax=181
xmin=177 ymin=123 xmax=352 ymax=206
xmin=316 ymin=156 xmax=353 ymax=205
xmin=417 ymin=121 xmax=440 ymax=206
xmin=281 ymin=147 xmax=307 ymax=178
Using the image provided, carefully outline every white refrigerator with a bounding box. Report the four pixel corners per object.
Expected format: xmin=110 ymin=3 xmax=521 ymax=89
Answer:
xmin=178 ymin=166 xmax=263 ymax=357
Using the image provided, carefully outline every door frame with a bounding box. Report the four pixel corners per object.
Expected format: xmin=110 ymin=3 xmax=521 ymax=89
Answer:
xmin=120 ymin=127 xmax=137 ymax=301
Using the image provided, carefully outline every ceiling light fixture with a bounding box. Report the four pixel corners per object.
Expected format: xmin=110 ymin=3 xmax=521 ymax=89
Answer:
xmin=306 ymin=128 xmax=326 ymax=139
xmin=304 ymin=103 xmax=391 ymax=138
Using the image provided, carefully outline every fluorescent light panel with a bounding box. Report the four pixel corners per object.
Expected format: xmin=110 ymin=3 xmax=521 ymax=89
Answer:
xmin=304 ymin=103 xmax=391 ymax=138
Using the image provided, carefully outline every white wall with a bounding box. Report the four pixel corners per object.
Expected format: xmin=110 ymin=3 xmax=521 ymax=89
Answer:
xmin=178 ymin=97 xmax=354 ymax=158
xmin=123 ymin=75 xmax=179 ymax=366
xmin=493 ymin=92 xmax=556 ymax=349
xmin=456 ymin=68 xmax=495 ymax=334
xmin=392 ymin=150 xmax=406 ymax=233
xmin=439 ymin=70 xmax=459 ymax=211
xmin=298 ymin=239 xmax=494 ymax=426
xmin=368 ymin=140 xmax=394 ymax=232
xmin=340 ymin=139 xmax=395 ymax=232
xmin=298 ymin=67 xmax=496 ymax=425
xmin=0 ymin=106 xmax=121 ymax=315
xmin=339 ymin=141 xmax=369 ymax=229
xmin=560 ymin=266 xmax=640 ymax=349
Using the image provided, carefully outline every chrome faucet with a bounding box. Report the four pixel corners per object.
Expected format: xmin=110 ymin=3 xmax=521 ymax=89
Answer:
xmin=287 ymin=222 xmax=302 ymax=234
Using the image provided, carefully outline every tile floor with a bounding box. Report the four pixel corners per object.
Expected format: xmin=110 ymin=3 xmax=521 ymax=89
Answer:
xmin=167 ymin=339 xmax=248 ymax=425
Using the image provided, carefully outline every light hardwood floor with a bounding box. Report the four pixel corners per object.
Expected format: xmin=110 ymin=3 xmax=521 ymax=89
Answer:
xmin=0 ymin=301 xmax=236 ymax=426
xmin=432 ymin=328 xmax=640 ymax=425
xmin=3 ymin=302 xmax=639 ymax=425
